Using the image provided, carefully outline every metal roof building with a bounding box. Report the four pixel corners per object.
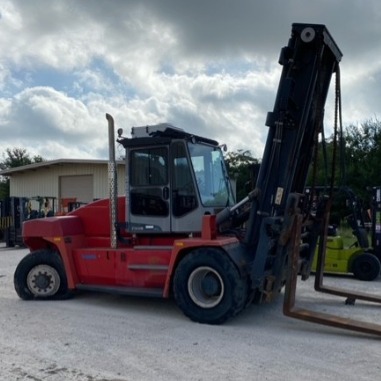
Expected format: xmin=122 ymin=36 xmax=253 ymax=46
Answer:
xmin=0 ymin=159 xmax=125 ymax=212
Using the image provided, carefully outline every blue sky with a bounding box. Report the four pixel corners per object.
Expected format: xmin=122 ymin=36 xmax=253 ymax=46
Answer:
xmin=1 ymin=0 xmax=381 ymax=161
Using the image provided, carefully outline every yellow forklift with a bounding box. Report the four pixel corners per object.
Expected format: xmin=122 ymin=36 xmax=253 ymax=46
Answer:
xmin=310 ymin=186 xmax=381 ymax=280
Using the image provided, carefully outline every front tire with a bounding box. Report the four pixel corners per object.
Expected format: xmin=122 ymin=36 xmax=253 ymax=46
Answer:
xmin=173 ymin=248 xmax=247 ymax=324
xmin=352 ymin=253 xmax=381 ymax=281
xmin=14 ymin=250 xmax=69 ymax=300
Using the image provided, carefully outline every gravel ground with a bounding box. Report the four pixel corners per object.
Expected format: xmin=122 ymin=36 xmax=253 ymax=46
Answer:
xmin=1 ymin=242 xmax=381 ymax=381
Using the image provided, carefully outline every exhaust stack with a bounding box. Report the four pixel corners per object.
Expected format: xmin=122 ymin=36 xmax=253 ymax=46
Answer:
xmin=106 ymin=113 xmax=118 ymax=249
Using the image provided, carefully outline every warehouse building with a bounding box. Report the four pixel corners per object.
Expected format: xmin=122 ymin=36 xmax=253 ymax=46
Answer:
xmin=0 ymin=159 xmax=125 ymax=213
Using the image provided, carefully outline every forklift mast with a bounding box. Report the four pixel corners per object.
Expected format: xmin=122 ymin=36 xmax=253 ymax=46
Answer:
xmin=207 ymin=24 xmax=342 ymax=299
xmin=244 ymin=24 xmax=342 ymax=248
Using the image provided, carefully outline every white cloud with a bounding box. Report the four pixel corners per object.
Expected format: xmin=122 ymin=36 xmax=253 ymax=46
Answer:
xmin=0 ymin=0 xmax=380 ymax=163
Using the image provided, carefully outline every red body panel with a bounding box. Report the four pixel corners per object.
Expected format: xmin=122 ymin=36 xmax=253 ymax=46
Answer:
xmin=73 ymin=246 xmax=171 ymax=288
xmin=69 ymin=197 xmax=128 ymax=246
xmin=23 ymin=215 xmax=84 ymax=239
xmin=22 ymin=197 xmax=238 ymax=297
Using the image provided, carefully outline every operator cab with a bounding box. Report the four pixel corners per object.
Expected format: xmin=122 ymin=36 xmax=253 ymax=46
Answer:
xmin=118 ymin=124 xmax=234 ymax=234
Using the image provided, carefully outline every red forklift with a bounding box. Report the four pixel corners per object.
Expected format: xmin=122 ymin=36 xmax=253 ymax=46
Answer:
xmin=13 ymin=24 xmax=381 ymax=335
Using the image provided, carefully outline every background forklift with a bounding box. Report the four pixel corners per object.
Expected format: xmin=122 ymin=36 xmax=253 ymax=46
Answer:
xmin=309 ymin=186 xmax=381 ymax=280
xmin=369 ymin=185 xmax=381 ymax=260
xmin=0 ymin=196 xmax=56 ymax=247
xmin=307 ymin=110 xmax=381 ymax=280
xmin=0 ymin=196 xmax=29 ymax=247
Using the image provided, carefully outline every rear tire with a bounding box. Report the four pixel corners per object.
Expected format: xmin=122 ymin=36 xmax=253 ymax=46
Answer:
xmin=173 ymin=248 xmax=247 ymax=324
xmin=352 ymin=253 xmax=381 ymax=281
xmin=14 ymin=250 xmax=70 ymax=300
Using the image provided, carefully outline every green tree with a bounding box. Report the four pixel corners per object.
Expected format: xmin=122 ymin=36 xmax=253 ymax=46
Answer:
xmin=224 ymin=149 xmax=259 ymax=201
xmin=0 ymin=148 xmax=43 ymax=170
xmin=305 ymin=118 xmax=381 ymax=221
xmin=0 ymin=148 xmax=45 ymax=199
xmin=344 ymin=118 xmax=381 ymax=201
xmin=305 ymin=134 xmax=349 ymax=191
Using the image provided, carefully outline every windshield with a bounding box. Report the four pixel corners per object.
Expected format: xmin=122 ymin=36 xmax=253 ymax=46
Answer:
xmin=188 ymin=142 xmax=234 ymax=207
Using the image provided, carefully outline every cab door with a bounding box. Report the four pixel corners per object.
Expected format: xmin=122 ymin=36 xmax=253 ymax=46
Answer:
xmin=128 ymin=146 xmax=171 ymax=233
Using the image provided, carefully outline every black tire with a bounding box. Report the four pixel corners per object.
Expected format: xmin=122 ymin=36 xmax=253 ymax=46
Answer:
xmin=14 ymin=250 xmax=70 ymax=300
xmin=173 ymin=248 xmax=248 ymax=324
xmin=352 ymin=253 xmax=381 ymax=281
xmin=6 ymin=239 xmax=14 ymax=248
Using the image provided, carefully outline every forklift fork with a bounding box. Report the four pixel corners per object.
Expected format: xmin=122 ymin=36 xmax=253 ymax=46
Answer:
xmin=283 ymin=212 xmax=381 ymax=337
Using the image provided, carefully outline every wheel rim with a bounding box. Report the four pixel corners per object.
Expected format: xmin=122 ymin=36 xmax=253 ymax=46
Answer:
xmin=187 ymin=266 xmax=224 ymax=308
xmin=26 ymin=265 xmax=61 ymax=297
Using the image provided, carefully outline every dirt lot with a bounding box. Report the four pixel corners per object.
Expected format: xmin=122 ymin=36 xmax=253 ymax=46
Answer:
xmin=1 ymin=243 xmax=381 ymax=381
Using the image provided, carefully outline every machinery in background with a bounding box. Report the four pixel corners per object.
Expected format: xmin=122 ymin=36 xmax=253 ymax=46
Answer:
xmin=0 ymin=196 xmax=87 ymax=247
xmin=1 ymin=197 xmax=29 ymax=247
xmin=370 ymin=186 xmax=381 ymax=261
xmin=0 ymin=196 xmax=56 ymax=247
xmin=308 ymin=187 xmax=381 ymax=280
